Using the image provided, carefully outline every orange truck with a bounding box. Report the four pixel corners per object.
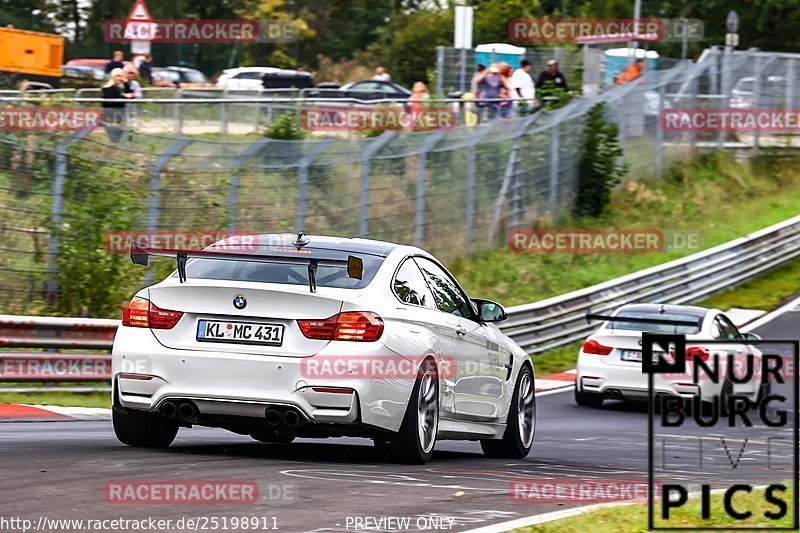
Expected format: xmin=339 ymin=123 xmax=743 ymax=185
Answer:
xmin=0 ymin=26 xmax=64 ymax=88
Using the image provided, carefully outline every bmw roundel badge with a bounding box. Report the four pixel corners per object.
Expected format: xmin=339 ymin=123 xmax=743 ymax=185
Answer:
xmin=233 ymin=295 xmax=247 ymax=310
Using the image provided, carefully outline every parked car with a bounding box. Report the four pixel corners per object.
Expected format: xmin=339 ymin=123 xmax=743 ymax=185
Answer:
xmin=164 ymin=66 xmax=211 ymax=87
xmin=61 ymin=65 xmax=105 ymax=88
xmin=216 ymin=67 xmax=281 ymax=90
xmin=262 ymin=70 xmax=314 ymax=91
xmin=307 ymin=79 xmax=412 ymax=100
xmin=112 ymin=233 xmax=535 ymax=464
xmin=66 ymin=58 xmax=132 ymax=77
xmin=150 ymin=67 xmax=180 ymax=87
xmin=575 ymin=303 xmax=766 ymax=411
xmin=731 ymin=76 xmax=787 ymax=109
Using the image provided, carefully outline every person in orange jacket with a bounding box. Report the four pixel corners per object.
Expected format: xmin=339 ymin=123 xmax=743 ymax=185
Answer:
xmin=616 ymin=58 xmax=645 ymax=84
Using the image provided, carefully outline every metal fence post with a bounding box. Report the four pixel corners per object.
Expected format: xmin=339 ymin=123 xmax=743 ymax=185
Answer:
xmin=655 ymin=83 xmax=665 ymax=177
xmin=228 ymin=138 xmax=272 ymax=231
xmin=464 ymin=123 xmax=494 ymax=253
xmin=143 ymin=137 xmax=193 ymax=285
xmin=787 ymin=59 xmax=796 ymax=109
xmin=358 ymin=132 xmax=396 ymax=237
xmin=488 ymin=115 xmax=537 ymax=243
xmin=414 ymin=131 xmax=446 ymax=247
xmin=753 ymin=56 xmax=763 ymax=150
xmin=689 ymin=76 xmax=698 ymax=154
xmin=549 ymin=122 xmax=560 ymax=216
xmin=296 ymin=139 xmax=335 ymax=231
xmin=46 ymin=128 xmax=93 ymax=304
xmin=435 ymin=46 xmax=445 ymax=96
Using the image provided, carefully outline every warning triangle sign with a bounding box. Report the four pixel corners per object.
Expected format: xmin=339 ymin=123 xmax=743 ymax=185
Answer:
xmin=126 ymin=0 xmax=152 ymax=22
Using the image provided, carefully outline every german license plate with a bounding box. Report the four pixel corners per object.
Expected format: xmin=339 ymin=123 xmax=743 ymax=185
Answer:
xmin=621 ymin=350 xmax=664 ymax=363
xmin=197 ymin=319 xmax=284 ymax=346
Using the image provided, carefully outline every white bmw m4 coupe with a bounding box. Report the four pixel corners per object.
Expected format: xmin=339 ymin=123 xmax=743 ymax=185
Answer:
xmin=111 ymin=233 xmax=535 ymax=463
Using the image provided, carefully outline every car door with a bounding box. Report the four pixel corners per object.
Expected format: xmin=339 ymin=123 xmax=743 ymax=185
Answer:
xmin=414 ymin=257 xmax=502 ymax=421
xmin=391 ymin=258 xmax=458 ymax=417
xmin=716 ymin=314 xmax=759 ymax=396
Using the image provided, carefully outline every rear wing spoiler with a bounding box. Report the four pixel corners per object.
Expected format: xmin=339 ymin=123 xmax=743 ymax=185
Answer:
xmin=130 ymin=241 xmax=363 ymax=293
xmin=585 ymin=312 xmax=703 ymax=328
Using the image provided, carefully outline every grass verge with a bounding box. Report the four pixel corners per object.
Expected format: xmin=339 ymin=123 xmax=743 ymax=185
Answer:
xmin=452 ymin=151 xmax=800 ymax=307
xmin=517 ymin=483 xmax=794 ymax=532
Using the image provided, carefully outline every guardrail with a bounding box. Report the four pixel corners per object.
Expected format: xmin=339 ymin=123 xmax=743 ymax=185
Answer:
xmin=2 ymin=214 xmax=800 ymax=386
xmin=503 ymin=214 xmax=800 ymax=353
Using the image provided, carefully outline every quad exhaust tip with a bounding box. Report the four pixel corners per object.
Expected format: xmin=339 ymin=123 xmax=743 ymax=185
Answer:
xmin=161 ymin=400 xmax=198 ymax=422
xmin=264 ymin=407 xmax=304 ymax=427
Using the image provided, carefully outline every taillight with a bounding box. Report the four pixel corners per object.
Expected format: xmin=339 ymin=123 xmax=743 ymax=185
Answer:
xmin=582 ymin=339 xmax=613 ymax=355
xmin=686 ymin=346 xmax=710 ymax=362
xmin=298 ymin=311 xmax=384 ymax=342
xmin=122 ymin=297 xmax=183 ymax=330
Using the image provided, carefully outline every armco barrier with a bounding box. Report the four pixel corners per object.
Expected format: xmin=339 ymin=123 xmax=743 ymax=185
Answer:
xmin=2 ymin=213 xmax=800 ymax=385
xmin=0 ymin=315 xmax=117 ymax=382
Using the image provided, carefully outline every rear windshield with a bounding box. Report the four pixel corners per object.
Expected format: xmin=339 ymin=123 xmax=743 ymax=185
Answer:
xmin=606 ymin=311 xmax=702 ymax=334
xmin=174 ymin=251 xmax=383 ymax=289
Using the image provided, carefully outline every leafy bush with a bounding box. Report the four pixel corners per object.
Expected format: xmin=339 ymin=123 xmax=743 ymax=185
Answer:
xmin=265 ymin=112 xmax=306 ymax=140
xmin=573 ymin=103 xmax=627 ymax=218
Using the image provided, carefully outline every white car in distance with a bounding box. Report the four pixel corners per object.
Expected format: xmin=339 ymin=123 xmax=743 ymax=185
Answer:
xmin=575 ymin=303 xmax=768 ymax=412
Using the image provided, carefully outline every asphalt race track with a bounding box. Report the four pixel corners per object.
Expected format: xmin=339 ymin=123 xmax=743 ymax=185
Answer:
xmin=1 ymin=304 xmax=798 ymax=533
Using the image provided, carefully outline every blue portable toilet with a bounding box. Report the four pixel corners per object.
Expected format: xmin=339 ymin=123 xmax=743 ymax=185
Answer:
xmin=604 ymin=48 xmax=658 ymax=85
xmin=475 ymin=43 xmax=526 ymax=69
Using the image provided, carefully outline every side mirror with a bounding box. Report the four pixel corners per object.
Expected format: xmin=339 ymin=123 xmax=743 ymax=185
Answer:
xmin=741 ymin=332 xmax=761 ymax=341
xmin=472 ymin=299 xmax=507 ymax=323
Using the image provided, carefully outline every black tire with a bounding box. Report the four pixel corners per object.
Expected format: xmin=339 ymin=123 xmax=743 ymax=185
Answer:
xmin=481 ymin=365 xmax=536 ymax=459
xmin=113 ymin=407 xmax=179 ymax=448
xmin=574 ymin=386 xmax=604 ymax=407
xmin=388 ymin=358 xmax=439 ymax=464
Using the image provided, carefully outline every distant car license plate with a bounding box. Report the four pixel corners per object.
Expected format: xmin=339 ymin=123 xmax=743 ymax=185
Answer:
xmin=197 ymin=319 xmax=284 ymax=346
xmin=620 ymin=350 xmax=664 ymax=363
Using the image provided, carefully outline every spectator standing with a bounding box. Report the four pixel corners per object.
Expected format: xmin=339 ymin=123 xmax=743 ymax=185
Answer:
xmin=138 ymin=54 xmax=153 ymax=84
xmin=616 ymin=58 xmax=645 ymax=84
xmin=123 ymin=64 xmax=143 ymax=98
xmin=105 ymin=50 xmax=125 ymax=74
xmin=475 ymin=64 xmax=512 ymax=119
xmin=535 ymin=59 xmax=568 ymax=90
xmin=407 ymin=81 xmax=430 ymax=128
xmin=470 ymin=64 xmax=486 ymax=96
xmin=101 ymin=68 xmax=133 ymax=142
xmin=510 ymin=59 xmax=536 ymax=107
xmin=372 ymin=66 xmax=391 ymax=82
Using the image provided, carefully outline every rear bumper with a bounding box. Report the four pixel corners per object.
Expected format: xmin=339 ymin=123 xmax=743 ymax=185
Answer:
xmin=577 ymin=353 xmax=719 ymax=401
xmin=112 ymin=326 xmax=417 ymax=432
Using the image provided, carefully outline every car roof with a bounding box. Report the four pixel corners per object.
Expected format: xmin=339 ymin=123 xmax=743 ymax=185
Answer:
xmin=615 ymin=303 xmax=711 ymax=318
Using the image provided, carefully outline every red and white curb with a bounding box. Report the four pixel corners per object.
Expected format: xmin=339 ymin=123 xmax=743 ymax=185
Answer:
xmin=0 ymin=404 xmax=110 ymax=422
xmin=535 ymin=369 xmax=576 ymax=394
xmin=0 ymin=370 xmax=576 ymax=422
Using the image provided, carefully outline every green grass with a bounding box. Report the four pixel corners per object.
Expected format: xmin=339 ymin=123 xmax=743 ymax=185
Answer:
xmin=0 ymin=391 xmax=110 ymax=408
xmin=451 ymin=152 xmax=800 ymax=307
xmin=697 ymin=256 xmax=800 ymax=311
xmin=518 ymin=483 xmax=795 ymax=531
